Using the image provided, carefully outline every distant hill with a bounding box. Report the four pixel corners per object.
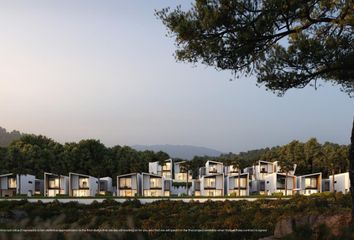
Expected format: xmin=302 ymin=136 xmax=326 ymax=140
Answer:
xmin=131 ymin=144 xmax=223 ymax=160
xmin=0 ymin=127 xmax=23 ymax=147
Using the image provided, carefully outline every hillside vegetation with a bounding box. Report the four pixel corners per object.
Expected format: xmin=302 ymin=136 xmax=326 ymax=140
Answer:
xmin=0 ymin=132 xmax=349 ymax=181
xmin=0 ymin=193 xmax=352 ymax=240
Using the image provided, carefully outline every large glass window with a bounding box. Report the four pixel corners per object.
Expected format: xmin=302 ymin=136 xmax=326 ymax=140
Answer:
xmin=162 ymin=162 xmax=171 ymax=171
xmin=48 ymin=189 xmax=60 ymax=197
xmin=119 ymin=190 xmax=137 ymax=197
xmin=79 ymin=178 xmax=89 ymax=188
xmin=72 ymin=189 xmax=90 ymax=197
xmin=205 ymin=178 xmax=216 ymax=188
xmin=144 ymin=190 xmax=162 ymax=196
xmin=235 ymin=178 xmax=247 ymax=188
xmin=162 ymin=172 xmax=172 ymax=179
xmin=48 ymin=178 xmax=59 ymax=188
xmin=8 ymin=177 xmax=16 ymax=189
xmin=150 ymin=178 xmax=162 ymax=188
xmin=276 ymin=177 xmax=286 ymax=189
xmin=305 ymin=178 xmax=317 ymax=189
xmin=209 ymin=164 xmax=217 ymax=173
xmin=119 ymin=178 xmax=132 ymax=188
xmin=206 ymin=190 xmax=222 ymax=196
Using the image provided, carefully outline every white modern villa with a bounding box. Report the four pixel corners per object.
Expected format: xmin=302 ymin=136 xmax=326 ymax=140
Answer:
xmin=264 ymin=173 xmax=296 ymax=196
xmin=0 ymin=158 xmax=349 ymax=198
xmin=142 ymin=173 xmax=169 ymax=197
xmin=225 ymin=173 xmax=249 ymax=196
xmin=69 ymin=172 xmax=98 ymax=197
xmin=117 ymin=173 xmax=141 ymax=197
xmin=200 ymin=173 xmax=224 ymax=196
xmin=296 ymin=173 xmax=322 ymax=195
xmin=44 ymin=172 xmax=69 ymax=197
xmin=0 ymin=173 xmax=36 ymax=197
xmin=173 ymin=161 xmax=193 ymax=182
xmin=329 ymin=172 xmax=350 ymax=194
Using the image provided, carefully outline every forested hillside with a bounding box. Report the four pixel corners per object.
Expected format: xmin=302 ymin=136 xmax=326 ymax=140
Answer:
xmin=0 ymin=133 xmax=349 ymax=182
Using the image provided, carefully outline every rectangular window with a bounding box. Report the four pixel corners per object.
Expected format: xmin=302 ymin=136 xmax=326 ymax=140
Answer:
xmin=235 ymin=178 xmax=246 ymax=188
xmin=209 ymin=164 xmax=217 ymax=173
xmin=162 ymin=172 xmax=172 ymax=179
xmin=150 ymin=178 xmax=162 ymax=188
xmin=119 ymin=190 xmax=137 ymax=197
xmin=48 ymin=178 xmax=59 ymax=188
xmin=79 ymin=178 xmax=89 ymax=188
xmin=72 ymin=189 xmax=90 ymax=197
xmin=305 ymin=178 xmax=317 ymax=189
xmin=206 ymin=190 xmax=222 ymax=196
xmin=119 ymin=178 xmax=132 ymax=188
xmin=162 ymin=162 xmax=171 ymax=171
xmin=8 ymin=177 xmax=16 ymax=189
xmin=205 ymin=178 xmax=216 ymax=188
xmin=144 ymin=190 xmax=162 ymax=197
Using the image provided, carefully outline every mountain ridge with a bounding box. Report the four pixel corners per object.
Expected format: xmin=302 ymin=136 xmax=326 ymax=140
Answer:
xmin=131 ymin=144 xmax=223 ymax=160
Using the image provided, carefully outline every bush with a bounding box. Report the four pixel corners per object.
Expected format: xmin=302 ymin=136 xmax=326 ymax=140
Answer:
xmin=271 ymin=192 xmax=283 ymax=197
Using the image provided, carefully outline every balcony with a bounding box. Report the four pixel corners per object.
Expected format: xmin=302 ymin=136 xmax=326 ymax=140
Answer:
xmin=208 ymin=167 xmax=217 ymax=173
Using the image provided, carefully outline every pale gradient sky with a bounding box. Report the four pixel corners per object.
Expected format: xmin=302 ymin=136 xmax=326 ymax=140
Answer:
xmin=0 ymin=1 xmax=353 ymax=153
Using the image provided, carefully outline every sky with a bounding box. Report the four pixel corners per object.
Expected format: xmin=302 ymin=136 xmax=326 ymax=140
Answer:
xmin=0 ymin=1 xmax=353 ymax=153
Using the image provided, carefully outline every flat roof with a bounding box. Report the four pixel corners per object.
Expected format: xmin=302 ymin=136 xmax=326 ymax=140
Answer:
xmin=69 ymin=172 xmax=96 ymax=178
xmin=117 ymin=173 xmax=139 ymax=178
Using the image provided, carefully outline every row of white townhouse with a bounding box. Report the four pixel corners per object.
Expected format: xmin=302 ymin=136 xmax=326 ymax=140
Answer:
xmin=0 ymin=159 xmax=350 ymax=197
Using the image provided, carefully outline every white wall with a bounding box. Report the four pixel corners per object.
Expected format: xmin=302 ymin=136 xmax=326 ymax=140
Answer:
xmin=89 ymin=177 xmax=98 ymax=196
xmin=149 ymin=162 xmax=159 ymax=175
xmin=18 ymin=174 xmax=35 ymax=195
xmin=70 ymin=174 xmax=79 ymax=190
xmin=330 ymin=172 xmax=350 ymax=193
xmin=0 ymin=176 xmax=8 ymax=189
xmin=265 ymin=173 xmax=276 ymax=195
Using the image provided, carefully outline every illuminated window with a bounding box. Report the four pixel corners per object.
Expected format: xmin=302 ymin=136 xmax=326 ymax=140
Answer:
xmin=119 ymin=190 xmax=137 ymax=197
xmin=72 ymin=189 xmax=90 ymax=197
xmin=162 ymin=162 xmax=171 ymax=171
xmin=119 ymin=178 xmax=132 ymax=188
xmin=8 ymin=177 xmax=16 ymax=189
xmin=235 ymin=178 xmax=246 ymax=188
xmin=48 ymin=178 xmax=59 ymax=188
xmin=205 ymin=178 xmax=216 ymax=188
xmin=144 ymin=190 xmax=162 ymax=196
xmin=150 ymin=178 xmax=162 ymax=188
xmin=305 ymin=178 xmax=317 ymax=189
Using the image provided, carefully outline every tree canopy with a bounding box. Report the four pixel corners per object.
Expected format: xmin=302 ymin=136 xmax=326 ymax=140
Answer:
xmin=156 ymin=0 xmax=354 ymax=95
xmin=0 ymin=135 xmax=349 ymax=180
